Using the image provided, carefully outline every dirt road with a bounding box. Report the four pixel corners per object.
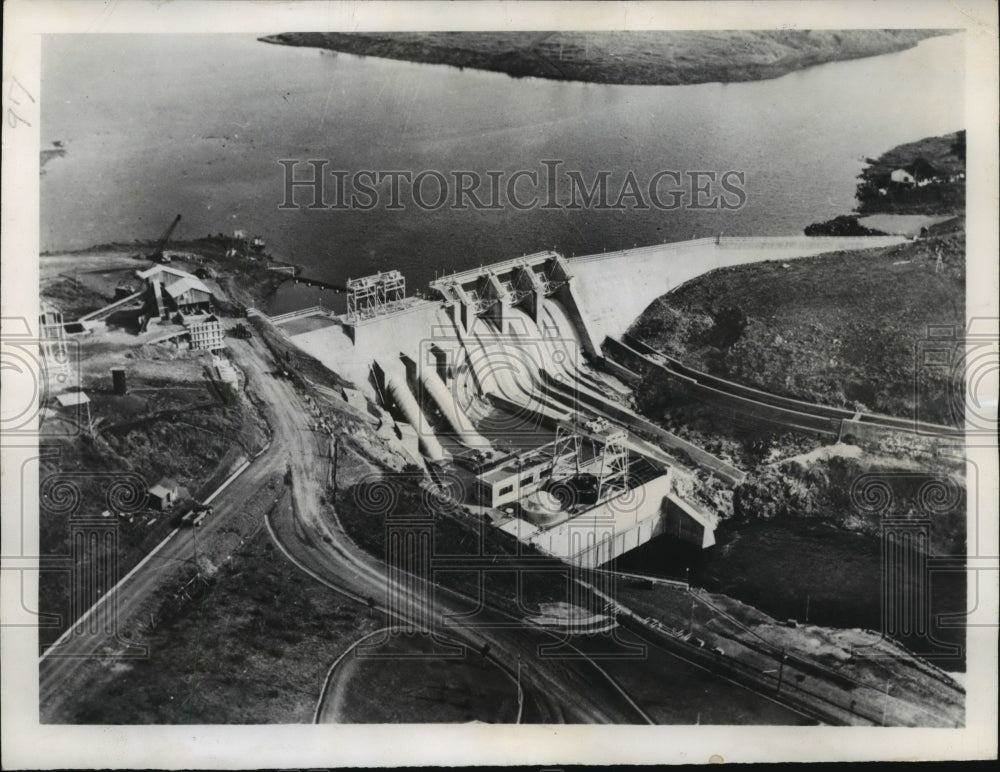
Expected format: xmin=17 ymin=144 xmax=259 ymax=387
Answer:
xmin=40 ymin=333 xmax=650 ymax=724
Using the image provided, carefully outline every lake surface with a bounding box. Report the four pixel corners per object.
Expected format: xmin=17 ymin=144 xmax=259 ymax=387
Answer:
xmin=41 ymin=33 xmax=963 ymax=313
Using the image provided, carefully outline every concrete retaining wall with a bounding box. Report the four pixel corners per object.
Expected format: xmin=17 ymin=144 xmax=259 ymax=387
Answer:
xmin=568 ymin=235 xmax=906 ymax=343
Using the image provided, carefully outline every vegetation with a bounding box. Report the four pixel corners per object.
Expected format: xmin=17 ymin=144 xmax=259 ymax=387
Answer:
xmin=262 ymin=30 xmax=947 ymax=87
xmin=855 ymin=131 xmax=966 ymax=216
xmin=627 ymin=184 xmax=968 ymax=654
xmin=327 ymin=631 xmax=518 ymax=723
xmin=804 ymin=215 xmax=888 ymax=237
xmin=39 ymin=276 xmax=109 ymax=319
xmin=336 ymin=468 xmax=570 ymax=612
xmin=38 ymin=343 xmax=269 ymax=650
xmin=248 ymin=314 xmax=352 ymax=390
xmin=732 ymin=455 xmax=965 ymax=555
xmin=629 ymin=232 xmax=965 ymax=427
xmin=55 ymin=525 xmax=380 ymax=723
xmin=40 ymin=235 xmax=300 ymax=317
xmin=228 ymin=322 xmax=252 ymax=339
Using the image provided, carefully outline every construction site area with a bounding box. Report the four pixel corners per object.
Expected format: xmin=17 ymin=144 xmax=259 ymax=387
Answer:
xmin=35 ymin=229 xmax=966 ymax=728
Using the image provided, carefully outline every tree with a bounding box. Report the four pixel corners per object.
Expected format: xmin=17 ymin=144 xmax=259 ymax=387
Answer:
xmin=708 ymin=306 xmax=748 ymax=349
xmin=950 ymin=130 xmax=966 ymax=162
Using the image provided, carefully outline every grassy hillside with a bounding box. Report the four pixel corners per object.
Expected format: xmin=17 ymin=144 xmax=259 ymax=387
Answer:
xmin=629 ymin=232 xmax=965 ymax=427
xmin=262 ymin=30 xmax=947 ymax=86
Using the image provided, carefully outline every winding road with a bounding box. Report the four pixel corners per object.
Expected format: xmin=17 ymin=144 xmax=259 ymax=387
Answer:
xmin=40 ymin=333 xmax=651 ymax=724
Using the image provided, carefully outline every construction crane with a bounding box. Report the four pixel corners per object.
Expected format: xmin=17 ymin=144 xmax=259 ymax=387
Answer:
xmin=147 ymin=214 xmax=182 ymax=263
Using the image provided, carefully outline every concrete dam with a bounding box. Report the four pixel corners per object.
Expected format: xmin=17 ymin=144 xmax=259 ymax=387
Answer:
xmin=271 ymin=235 xmax=906 ymax=567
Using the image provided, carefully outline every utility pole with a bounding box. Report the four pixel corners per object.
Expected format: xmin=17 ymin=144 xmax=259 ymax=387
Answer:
xmin=331 ymin=435 xmax=339 ymax=496
xmin=689 ymin=596 xmax=696 ymax=634
xmin=776 ymin=650 xmax=788 ymax=694
xmin=190 ymin=523 xmax=199 ymax=574
xmin=805 ymin=594 xmax=810 ymax=623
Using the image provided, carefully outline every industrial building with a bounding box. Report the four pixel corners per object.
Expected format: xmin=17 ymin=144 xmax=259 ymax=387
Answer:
xmin=474 ymin=443 xmax=565 ymax=509
xmin=137 ymin=264 xmax=215 ymax=320
xmin=465 ymin=419 xmax=714 ymax=566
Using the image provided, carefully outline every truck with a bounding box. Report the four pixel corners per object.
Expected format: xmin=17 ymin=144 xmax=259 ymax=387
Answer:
xmin=179 ymin=504 xmax=213 ymax=528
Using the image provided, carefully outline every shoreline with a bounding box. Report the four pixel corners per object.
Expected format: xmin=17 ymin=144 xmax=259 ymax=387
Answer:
xmin=40 ymin=237 xmax=309 ymax=312
xmin=260 ymin=30 xmax=950 ymax=88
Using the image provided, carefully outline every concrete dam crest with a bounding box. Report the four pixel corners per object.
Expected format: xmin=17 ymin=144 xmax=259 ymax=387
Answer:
xmin=271 ymin=234 xmax=907 ymax=567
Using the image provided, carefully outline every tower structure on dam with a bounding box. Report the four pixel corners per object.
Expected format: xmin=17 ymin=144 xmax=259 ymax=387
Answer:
xmin=346 ymin=270 xmax=405 ymax=323
xmin=429 ymin=251 xmax=605 ymax=361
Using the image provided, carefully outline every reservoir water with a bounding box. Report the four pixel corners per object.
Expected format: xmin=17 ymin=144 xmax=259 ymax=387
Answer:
xmin=613 ymin=520 xmax=967 ymax=671
xmin=41 ymin=33 xmax=963 ymax=313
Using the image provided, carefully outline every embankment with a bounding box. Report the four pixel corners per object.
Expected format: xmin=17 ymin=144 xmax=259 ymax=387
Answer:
xmin=627 ymin=233 xmax=965 ymax=427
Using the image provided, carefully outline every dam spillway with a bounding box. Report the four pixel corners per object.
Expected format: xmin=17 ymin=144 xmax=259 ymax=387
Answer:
xmin=273 ymin=234 xmax=907 ymax=566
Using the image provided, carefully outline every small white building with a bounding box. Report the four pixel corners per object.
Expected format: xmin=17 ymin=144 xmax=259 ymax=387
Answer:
xmin=149 ymin=477 xmax=180 ymax=510
xmin=475 ymin=446 xmax=572 ymax=509
xmin=890 ymin=168 xmax=916 ymax=185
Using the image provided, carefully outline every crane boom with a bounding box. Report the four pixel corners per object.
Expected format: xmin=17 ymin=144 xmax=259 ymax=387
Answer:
xmin=148 ymin=214 xmax=182 ymax=262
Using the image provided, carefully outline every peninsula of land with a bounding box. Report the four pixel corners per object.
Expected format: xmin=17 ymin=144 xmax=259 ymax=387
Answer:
xmin=261 ymin=30 xmax=948 ymax=86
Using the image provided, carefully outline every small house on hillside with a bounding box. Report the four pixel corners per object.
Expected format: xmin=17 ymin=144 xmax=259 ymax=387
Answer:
xmin=890 ymin=168 xmax=916 ymax=186
xmin=149 ymin=477 xmax=180 ymax=510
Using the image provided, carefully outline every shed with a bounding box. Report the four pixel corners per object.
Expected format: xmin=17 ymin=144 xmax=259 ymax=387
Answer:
xmin=149 ymin=477 xmax=180 ymax=510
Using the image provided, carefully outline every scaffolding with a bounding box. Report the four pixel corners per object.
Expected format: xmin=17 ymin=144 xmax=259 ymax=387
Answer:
xmin=594 ymin=429 xmax=629 ymax=502
xmin=548 ymin=420 xmax=630 ymax=503
xmin=39 ymin=304 xmax=72 ymax=389
xmin=549 ymin=424 xmax=582 ymax=481
xmin=346 ymin=270 xmax=405 ymax=322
